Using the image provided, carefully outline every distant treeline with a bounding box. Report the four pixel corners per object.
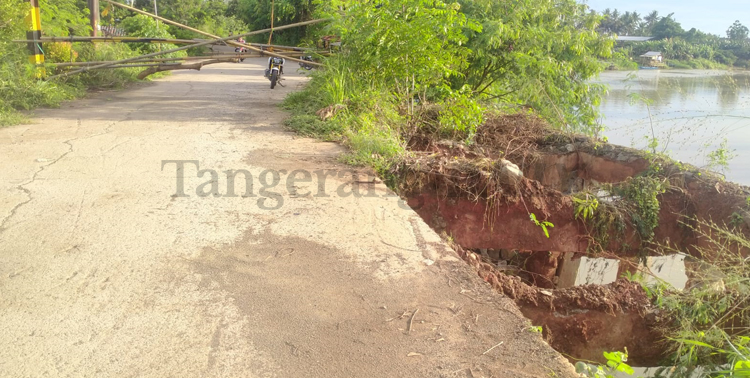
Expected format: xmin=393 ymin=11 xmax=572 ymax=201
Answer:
xmin=597 ymin=9 xmax=750 ymax=69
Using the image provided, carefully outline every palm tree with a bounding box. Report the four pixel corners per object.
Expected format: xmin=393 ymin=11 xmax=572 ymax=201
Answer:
xmin=643 ymin=10 xmax=660 ymax=34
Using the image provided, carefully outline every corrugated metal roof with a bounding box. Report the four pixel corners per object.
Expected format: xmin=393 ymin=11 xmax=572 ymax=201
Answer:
xmin=616 ymin=36 xmax=654 ymax=42
xmin=640 ymin=51 xmax=662 ymax=57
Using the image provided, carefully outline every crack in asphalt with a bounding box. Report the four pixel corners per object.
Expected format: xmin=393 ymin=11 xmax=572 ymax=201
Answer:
xmin=0 ymin=108 xmax=142 ymax=233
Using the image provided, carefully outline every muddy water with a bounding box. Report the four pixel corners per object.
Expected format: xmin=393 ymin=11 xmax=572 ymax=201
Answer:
xmin=596 ymin=70 xmax=750 ymax=185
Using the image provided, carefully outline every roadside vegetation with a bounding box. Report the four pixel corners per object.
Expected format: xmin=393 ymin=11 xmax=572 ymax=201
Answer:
xmin=5 ymin=0 xmax=750 ymax=372
xmin=597 ymin=9 xmax=750 ymax=69
xmin=283 ymin=0 xmax=614 ymax=173
xmin=0 ymin=0 xmax=189 ymax=126
xmin=279 ymin=2 xmax=750 ymax=374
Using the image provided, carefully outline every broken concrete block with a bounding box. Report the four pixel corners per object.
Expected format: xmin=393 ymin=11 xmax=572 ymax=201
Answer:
xmin=641 ymin=254 xmax=688 ymax=290
xmin=557 ymin=253 xmax=619 ymax=288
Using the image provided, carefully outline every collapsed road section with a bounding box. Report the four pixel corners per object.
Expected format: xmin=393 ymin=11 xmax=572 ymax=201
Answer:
xmin=393 ymin=112 xmax=750 ymax=366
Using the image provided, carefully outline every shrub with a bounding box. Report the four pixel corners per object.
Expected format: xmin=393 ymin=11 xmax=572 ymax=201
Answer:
xmin=42 ymin=42 xmax=78 ymax=63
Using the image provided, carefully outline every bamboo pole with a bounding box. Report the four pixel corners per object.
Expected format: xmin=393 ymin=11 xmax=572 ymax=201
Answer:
xmin=12 ymin=37 xmax=321 ymax=54
xmin=46 ymin=18 xmax=329 ymax=80
xmin=12 ymin=36 xmax=200 ymax=44
xmin=49 ymin=52 xmax=318 ymax=68
xmin=101 ymin=0 xmax=324 ymax=67
xmin=52 ymin=55 xmax=253 ymax=67
xmin=136 ymin=59 xmax=230 ymax=79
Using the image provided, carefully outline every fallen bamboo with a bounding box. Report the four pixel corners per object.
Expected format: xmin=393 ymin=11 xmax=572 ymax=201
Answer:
xmin=46 ymin=18 xmax=330 ymax=80
xmin=63 ymin=63 xmax=183 ymax=69
xmin=101 ymin=0 xmax=324 ymax=67
xmin=136 ymin=59 xmax=231 ymax=80
xmin=12 ymin=36 xmax=200 ymax=44
xmin=49 ymin=52 xmax=321 ymax=67
xmin=12 ymin=36 xmax=319 ymax=55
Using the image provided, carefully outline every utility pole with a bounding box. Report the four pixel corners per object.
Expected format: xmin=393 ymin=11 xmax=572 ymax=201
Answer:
xmin=25 ymin=0 xmax=45 ymax=76
xmin=88 ymin=0 xmax=100 ymax=37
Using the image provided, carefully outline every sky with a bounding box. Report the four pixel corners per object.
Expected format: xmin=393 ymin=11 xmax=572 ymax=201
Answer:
xmin=583 ymin=0 xmax=750 ymax=36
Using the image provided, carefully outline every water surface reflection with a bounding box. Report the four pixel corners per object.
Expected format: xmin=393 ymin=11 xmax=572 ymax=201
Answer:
xmin=596 ymin=70 xmax=750 ymax=184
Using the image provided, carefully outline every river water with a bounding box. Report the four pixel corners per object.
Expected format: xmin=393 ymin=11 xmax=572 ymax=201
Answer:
xmin=595 ymin=70 xmax=750 ymax=185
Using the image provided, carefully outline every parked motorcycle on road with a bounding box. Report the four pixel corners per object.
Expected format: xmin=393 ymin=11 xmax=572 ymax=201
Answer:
xmin=264 ymin=57 xmax=285 ymax=89
xmin=299 ymin=55 xmax=314 ymax=70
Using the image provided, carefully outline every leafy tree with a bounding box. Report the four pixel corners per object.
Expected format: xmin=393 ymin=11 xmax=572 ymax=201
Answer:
xmin=333 ymin=0 xmax=474 ymax=104
xmin=642 ymin=10 xmax=660 ymax=35
xmin=234 ymin=0 xmax=317 ymax=45
xmin=651 ymin=13 xmax=684 ymax=40
xmin=119 ymin=14 xmax=186 ymax=56
xmin=727 ymin=20 xmax=749 ymax=41
xmin=455 ymin=0 xmax=614 ymax=132
xmin=131 ymin=0 xmax=246 ymax=40
xmin=39 ymin=0 xmax=91 ymax=36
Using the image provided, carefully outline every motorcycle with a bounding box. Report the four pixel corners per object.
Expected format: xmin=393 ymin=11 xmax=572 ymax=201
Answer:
xmin=299 ymin=55 xmax=314 ymax=70
xmin=264 ymin=57 xmax=285 ymax=89
xmin=234 ymin=46 xmax=247 ymax=62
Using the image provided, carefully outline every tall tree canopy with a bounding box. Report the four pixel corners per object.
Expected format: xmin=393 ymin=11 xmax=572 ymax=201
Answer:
xmin=651 ymin=13 xmax=684 ymax=39
xmin=727 ymin=20 xmax=749 ymax=41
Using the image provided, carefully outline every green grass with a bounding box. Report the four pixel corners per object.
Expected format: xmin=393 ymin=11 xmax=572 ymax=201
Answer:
xmin=0 ymin=43 xmax=161 ymax=128
xmin=284 ymin=114 xmax=344 ymax=140
xmin=281 ymin=57 xmax=407 ymax=173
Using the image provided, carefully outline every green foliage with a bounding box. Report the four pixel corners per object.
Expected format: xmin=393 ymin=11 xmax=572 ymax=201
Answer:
xmin=727 ymin=20 xmax=750 ymax=41
xmin=281 ymin=53 xmax=405 ymax=172
xmin=133 ymin=0 xmax=248 ymax=46
xmin=652 ymin=13 xmax=685 ymax=40
xmin=438 ymin=94 xmax=484 ymax=138
xmin=529 ymin=213 xmax=554 ymax=239
xmin=283 ymin=114 xmax=342 ymax=140
xmin=0 ymin=0 xmax=77 ymax=125
xmin=573 ymin=194 xmax=599 ymax=222
xmin=705 ymin=138 xmax=737 ymax=175
xmin=639 ymin=219 xmax=750 ymax=376
xmin=575 ymin=350 xmax=635 ymax=378
xmin=232 ymin=0 xmax=317 ymax=45
xmin=527 ymin=325 xmax=543 ymax=334
xmin=283 ymin=0 xmax=619 ymax=179
xmin=339 ymin=0 xmax=474 ymax=105
xmin=42 ymin=42 xmax=78 ymax=63
xmin=0 ymin=0 xmax=145 ymax=126
xmin=455 ymin=0 xmax=614 ymax=133
xmin=119 ymin=15 xmax=185 ymax=57
xmin=68 ymin=43 xmax=142 ymax=88
xmin=39 ymin=0 xmax=91 ymax=36
xmin=616 ymin=175 xmax=667 ymax=245
xmin=601 ymin=8 xmax=750 ymax=69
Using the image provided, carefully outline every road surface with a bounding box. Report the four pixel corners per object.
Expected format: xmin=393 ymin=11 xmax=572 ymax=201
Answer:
xmin=0 ymin=59 xmax=576 ymax=377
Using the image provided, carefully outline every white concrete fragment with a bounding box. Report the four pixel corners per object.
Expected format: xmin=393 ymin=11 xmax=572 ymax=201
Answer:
xmin=557 ymin=253 xmax=620 ymax=288
xmin=641 ymin=254 xmax=688 ymax=290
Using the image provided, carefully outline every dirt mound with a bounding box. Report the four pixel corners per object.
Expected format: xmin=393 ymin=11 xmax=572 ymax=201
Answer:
xmin=406 ymin=112 xmax=554 ymax=162
xmin=474 ymin=113 xmax=552 ymax=159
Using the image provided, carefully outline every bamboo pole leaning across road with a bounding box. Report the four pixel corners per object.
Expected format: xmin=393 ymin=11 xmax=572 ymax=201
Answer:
xmin=12 ymin=36 xmax=200 ymax=44
xmin=46 ymin=18 xmax=330 ymax=80
xmin=48 ymin=53 xmax=299 ymax=67
xmin=101 ymin=0 xmax=324 ymax=67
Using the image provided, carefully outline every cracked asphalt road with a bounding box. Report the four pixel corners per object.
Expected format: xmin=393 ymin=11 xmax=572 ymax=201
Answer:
xmin=0 ymin=59 xmax=577 ymax=377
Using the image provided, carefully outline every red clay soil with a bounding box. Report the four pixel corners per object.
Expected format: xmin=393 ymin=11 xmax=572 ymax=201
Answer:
xmin=524 ymin=151 xmax=650 ymax=192
xmin=403 ymin=159 xmax=750 ymax=258
xmin=396 ymin=113 xmax=750 ymax=367
xmin=456 ymin=246 xmax=670 ymax=367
